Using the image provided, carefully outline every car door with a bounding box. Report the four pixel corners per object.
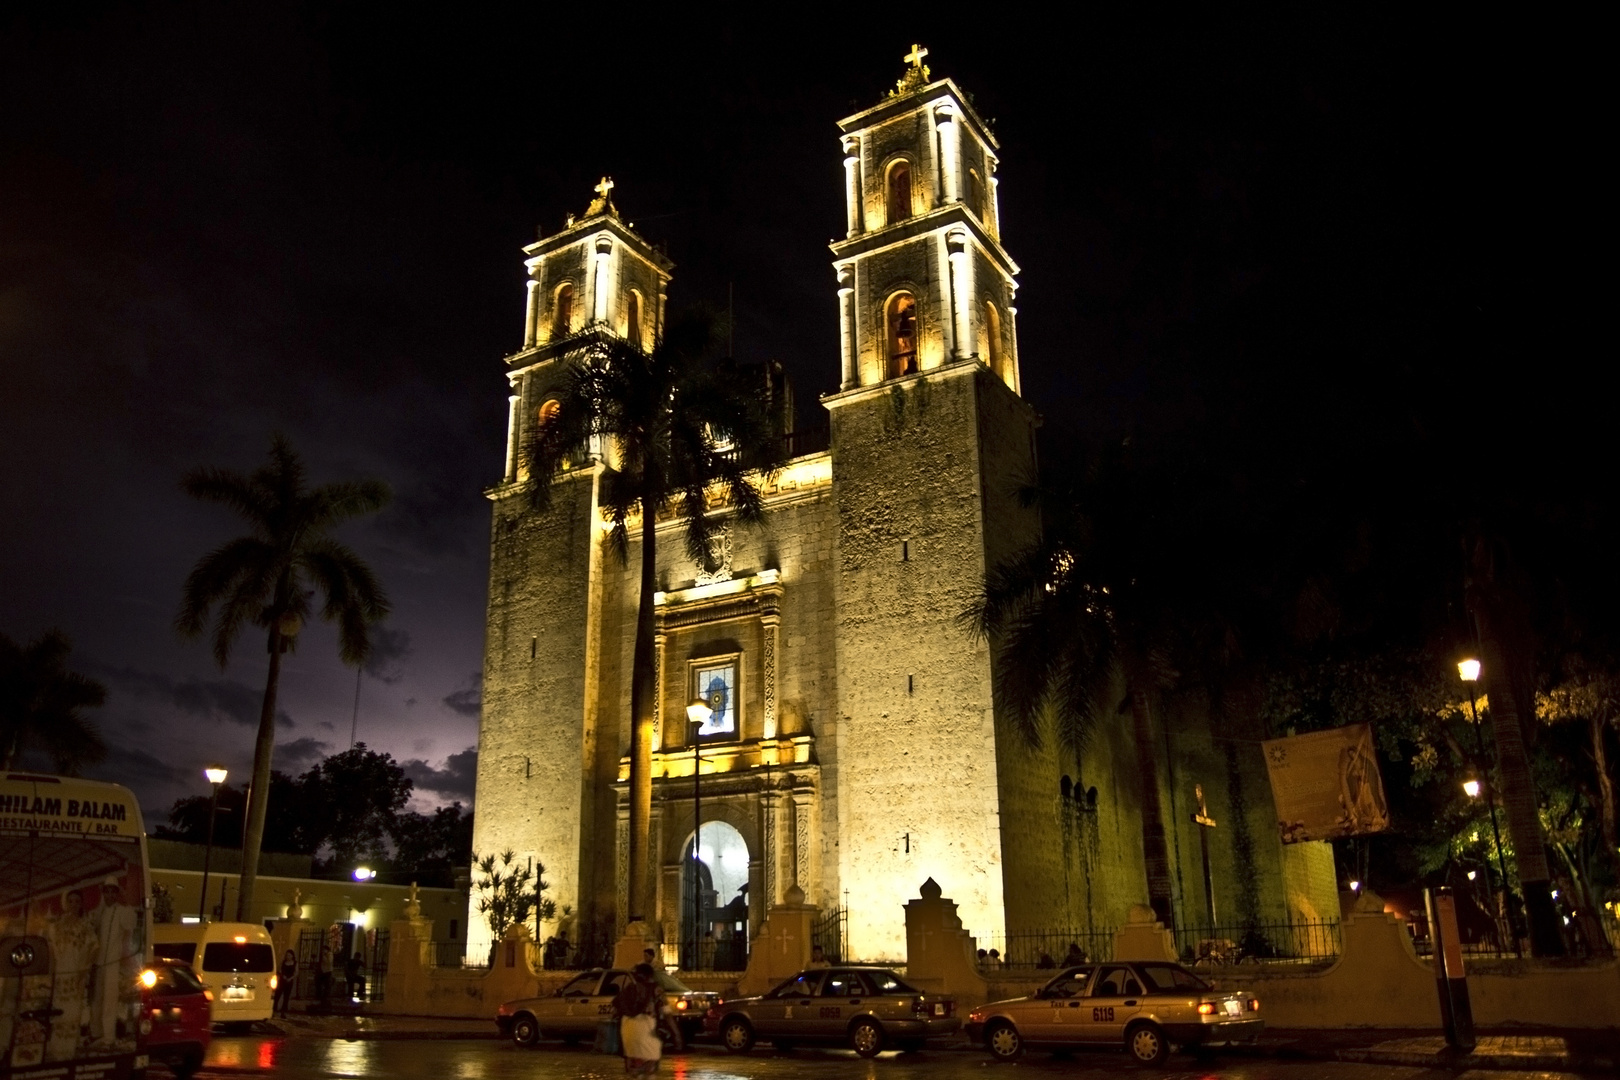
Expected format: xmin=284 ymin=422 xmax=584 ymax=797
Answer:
xmin=1026 ymin=966 xmax=1094 ymax=1045
xmin=556 ymin=971 xmax=605 ymax=1031
xmin=592 ymin=970 xmax=630 ymax=1029
xmin=1082 ymin=965 xmax=1145 ymax=1044
xmin=815 ymin=969 xmax=868 ymax=1036
xmin=754 ymin=971 xmax=821 ymax=1037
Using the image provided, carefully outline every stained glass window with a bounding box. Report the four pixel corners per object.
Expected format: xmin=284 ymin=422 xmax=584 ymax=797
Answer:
xmin=693 ymin=662 xmax=736 ymax=737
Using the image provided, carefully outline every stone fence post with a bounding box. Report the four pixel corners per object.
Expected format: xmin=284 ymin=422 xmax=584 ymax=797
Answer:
xmin=738 ymin=884 xmax=817 ymax=996
xmin=379 ymin=913 xmax=434 ymax=1014
xmin=903 ymin=878 xmax=988 ymax=1006
xmin=1112 ymin=904 xmax=1177 ymax=961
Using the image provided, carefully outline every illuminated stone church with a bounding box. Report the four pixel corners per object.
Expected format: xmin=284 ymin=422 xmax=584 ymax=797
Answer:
xmin=469 ymin=50 xmax=1337 ymax=964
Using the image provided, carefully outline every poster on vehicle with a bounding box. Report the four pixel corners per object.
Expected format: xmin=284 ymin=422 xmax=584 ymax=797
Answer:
xmin=1262 ymin=723 xmax=1390 ymax=843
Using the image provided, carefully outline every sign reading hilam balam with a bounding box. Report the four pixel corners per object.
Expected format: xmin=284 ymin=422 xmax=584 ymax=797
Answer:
xmin=0 ymin=774 xmax=144 ymax=838
xmin=1262 ymin=723 xmax=1391 ymax=843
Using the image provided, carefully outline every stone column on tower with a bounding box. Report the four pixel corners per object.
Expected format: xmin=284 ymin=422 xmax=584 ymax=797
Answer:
xmin=837 ymin=267 xmax=857 ymax=389
xmin=524 ymin=278 xmax=541 ymax=347
xmin=504 ymin=393 xmax=521 ymax=482
xmin=936 ymin=102 xmax=961 ymax=204
xmin=842 ymin=139 xmax=862 ymax=238
xmin=947 ymin=229 xmax=974 ymax=358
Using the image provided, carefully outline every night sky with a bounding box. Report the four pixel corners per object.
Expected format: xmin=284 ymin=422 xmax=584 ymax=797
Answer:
xmin=2 ymin=8 xmax=1574 ymax=827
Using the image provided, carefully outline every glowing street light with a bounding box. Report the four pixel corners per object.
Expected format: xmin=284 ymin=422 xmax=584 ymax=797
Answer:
xmin=198 ymin=765 xmax=228 ymax=920
xmin=353 ymin=866 xmax=377 ymax=881
xmin=685 ymin=698 xmax=713 ymax=970
xmin=1456 ymin=657 xmax=1514 ymax=947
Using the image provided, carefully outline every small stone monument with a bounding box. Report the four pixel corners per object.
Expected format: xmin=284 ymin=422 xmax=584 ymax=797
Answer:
xmin=287 ymin=888 xmax=303 ymax=921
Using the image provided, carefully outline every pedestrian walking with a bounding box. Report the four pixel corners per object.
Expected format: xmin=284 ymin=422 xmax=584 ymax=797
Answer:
xmin=613 ymin=963 xmax=667 ymax=1076
xmin=274 ymin=950 xmax=296 ymax=1018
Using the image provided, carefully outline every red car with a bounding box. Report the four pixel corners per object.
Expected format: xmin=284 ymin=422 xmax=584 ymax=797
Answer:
xmin=140 ymin=960 xmax=213 ymax=1078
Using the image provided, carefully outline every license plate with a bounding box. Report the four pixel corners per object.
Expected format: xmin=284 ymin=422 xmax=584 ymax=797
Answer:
xmin=1222 ymin=999 xmax=1243 ymax=1017
xmin=933 ymin=1003 xmax=946 ymax=1016
xmin=223 ymin=986 xmax=252 ymax=1000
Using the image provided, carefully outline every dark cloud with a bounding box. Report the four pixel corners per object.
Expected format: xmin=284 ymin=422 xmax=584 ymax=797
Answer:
xmin=442 ymin=672 xmax=481 ymax=717
xmin=78 ymin=744 xmax=197 ymax=824
xmin=274 ymin=737 xmax=332 ymax=774
xmin=94 ymin=663 xmax=294 ymax=729
xmin=401 ymin=746 xmax=477 ymax=803
xmin=363 ymin=625 xmax=411 ymax=684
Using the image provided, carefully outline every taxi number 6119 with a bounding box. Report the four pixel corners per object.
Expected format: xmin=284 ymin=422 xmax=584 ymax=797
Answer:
xmin=819 ymin=1007 xmax=841 ymax=1018
xmin=1092 ymin=1006 xmax=1115 ymax=1022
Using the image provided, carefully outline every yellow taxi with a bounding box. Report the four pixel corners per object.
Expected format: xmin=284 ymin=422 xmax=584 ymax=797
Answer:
xmin=705 ymin=966 xmax=959 ymax=1057
xmin=964 ymin=960 xmax=1261 ymax=1065
xmin=496 ymin=968 xmax=716 ymax=1045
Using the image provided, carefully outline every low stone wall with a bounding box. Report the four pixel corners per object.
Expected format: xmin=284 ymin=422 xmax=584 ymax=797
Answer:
xmin=1193 ymin=907 xmax=1620 ymax=1031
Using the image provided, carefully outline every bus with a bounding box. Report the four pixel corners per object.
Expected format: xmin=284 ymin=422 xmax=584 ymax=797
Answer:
xmin=1 ymin=772 xmax=151 ymax=1080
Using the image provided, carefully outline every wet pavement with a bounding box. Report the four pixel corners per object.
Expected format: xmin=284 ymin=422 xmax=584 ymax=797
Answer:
xmin=193 ymin=1034 xmax=1605 ymax=1079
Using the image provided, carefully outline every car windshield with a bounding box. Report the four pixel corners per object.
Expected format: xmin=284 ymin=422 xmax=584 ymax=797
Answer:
xmin=1137 ymin=963 xmax=1211 ymax=993
xmin=653 ymin=971 xmax=691 ymax=994
xmin=558 ymin=972 xmax=600 ymax=996
xmin=1042 ymin=967 xmax=1094 ymax=997
xmin=864 ymin=969 xmax=918 ymax=994
xmin=200 ymin=942 xmax=274 ymax=973
xmin=152 ymin=964 xmax=206 ymax=995
xmin=771 ymin=973 xmax=821 ymax=998
xmin=152 ymin=942 xmax=197 ymax=966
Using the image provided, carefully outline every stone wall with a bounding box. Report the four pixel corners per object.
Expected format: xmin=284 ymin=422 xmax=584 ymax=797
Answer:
xmin=471 ymin=467 xmax=604 ymax=962
xmin=828 ymin=362 xmax=1008 ymax=960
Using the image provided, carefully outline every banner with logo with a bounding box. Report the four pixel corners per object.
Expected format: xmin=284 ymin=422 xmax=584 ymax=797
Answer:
xmin=1263 ymin=723 xmax=1391 ymax=843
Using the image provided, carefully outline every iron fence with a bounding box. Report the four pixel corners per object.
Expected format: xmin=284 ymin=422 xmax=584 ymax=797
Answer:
xmin=365 ymin=930 xmax=388 ymax=1003
xmin=976 ymin=928 xmax=1115 ymax=970
xmin=1172 ymin=919 xmax=1342 ymax=967
xmin=434 ymin=941 xmax=490 ymax=970
xmin=812 ymin=905 xmax=848 ymax=963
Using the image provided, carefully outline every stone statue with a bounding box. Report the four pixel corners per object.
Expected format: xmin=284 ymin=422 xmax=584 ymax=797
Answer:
xmin=287 ymin=888 xmax=303 ymax=921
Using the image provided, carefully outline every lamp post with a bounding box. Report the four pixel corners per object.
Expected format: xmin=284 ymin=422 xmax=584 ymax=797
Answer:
xmin=199 ymin=765 xmax=228 ymax=920
xmin=686 ymin=698 xmax=713 ymax=969
xmin=1458 ymin=659 xmax=1514 ymax=946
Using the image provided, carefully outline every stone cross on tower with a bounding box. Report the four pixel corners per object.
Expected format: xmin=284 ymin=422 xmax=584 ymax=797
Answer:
xmin=586 ymin=176 xmax=617 ymax=217
xmin=1191 ymin=783 xmax=1218 ymax=927
xmin=904 ymin=43 xmax=928 ymax=68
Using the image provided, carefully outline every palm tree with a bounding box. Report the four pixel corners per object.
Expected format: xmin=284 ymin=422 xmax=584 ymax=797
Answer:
xmin=0 ymin=629 xmax=107 ymax=772
xmin=176 ymin=435 xmax=390 ymax=919
xmin=522 ymin=310 xmax=784 ymax=922
xmin=968 ymin=444 xmax=1210 ymax=929
xmin=1465 ymin=531 xmax=1566 ymax=956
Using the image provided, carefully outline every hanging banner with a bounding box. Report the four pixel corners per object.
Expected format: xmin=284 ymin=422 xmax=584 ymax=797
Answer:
xmin=1263 ymin=723 xmax=1391 ymax=843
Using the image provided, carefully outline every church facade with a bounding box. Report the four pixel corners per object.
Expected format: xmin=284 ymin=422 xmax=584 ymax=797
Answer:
xmin=469 ymin=52 xmax=1338 ymax=964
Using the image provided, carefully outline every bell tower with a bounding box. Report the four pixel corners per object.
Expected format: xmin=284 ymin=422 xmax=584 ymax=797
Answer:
xmin=822 ymin=50 xmax=1050 ymax=961
xmin=831 ymin=46 xmax=1021 ymax=394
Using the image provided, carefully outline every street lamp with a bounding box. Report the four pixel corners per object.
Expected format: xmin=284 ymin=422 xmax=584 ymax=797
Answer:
xmin=199 ymin=765 xmax=228 ymax=920
xmin=686 ymin=698 xmax=713 ymax=969
xmin=1458 ymin=658 xmax=1514 ymax=944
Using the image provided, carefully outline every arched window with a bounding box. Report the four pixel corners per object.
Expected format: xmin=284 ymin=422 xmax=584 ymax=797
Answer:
xmin=626 ymin=290 xmax=643 ymax=350
xmin=536 ymin=399 xmax=560 ymax=431
xmin=983 ymin=299 xmax=1008 ymax=384
xmin=552 ymin=283 xmax=575 ymax=338
xmin=887 ymin=160 xmax=912 ymax=225
xmin=886 ymin=292 xmax=918 ymax=377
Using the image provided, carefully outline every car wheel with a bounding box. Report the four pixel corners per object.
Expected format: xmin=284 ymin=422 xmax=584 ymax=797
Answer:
xmin=1126 ymin=1021 xmax=1169 ymax=1066
xmin=511 ymin=1013 xmax=541 ymax=1047
xmin=719 ymin=1016 xmax=755 ymax=1054
xmin=850 ymin=1018 xmax=884 ymax=1058
xmin=986 ymin=1020 xmax=1023 ymax=1062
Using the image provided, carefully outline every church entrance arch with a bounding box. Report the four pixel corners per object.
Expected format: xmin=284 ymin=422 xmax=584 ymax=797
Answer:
xmin=681 ymin=820 xmax=749 ymax=971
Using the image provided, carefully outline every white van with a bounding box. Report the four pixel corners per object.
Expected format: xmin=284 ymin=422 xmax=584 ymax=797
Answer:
xmin=151 ymin=921 xmax=276 ymax=1028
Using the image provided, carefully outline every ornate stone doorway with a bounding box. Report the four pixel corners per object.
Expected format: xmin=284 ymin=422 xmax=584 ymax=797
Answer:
xmin=681 ymin=820 xmax=750 ymax=970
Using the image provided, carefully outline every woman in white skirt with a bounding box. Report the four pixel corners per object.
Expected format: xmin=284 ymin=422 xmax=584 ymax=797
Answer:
xmin=614 ymin=964 xmax=667 ymax=1076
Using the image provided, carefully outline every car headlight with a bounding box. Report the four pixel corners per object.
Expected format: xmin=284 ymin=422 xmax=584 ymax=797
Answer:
xmin=1197 ymin=1002 xmax=1216 ymax=1015
xmin=139 ymin=969 xmax=159 ymax=989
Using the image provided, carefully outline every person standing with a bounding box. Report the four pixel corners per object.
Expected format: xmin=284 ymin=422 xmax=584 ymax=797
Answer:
xmin=88 ymin=878 xmax=138 ymax=1049
xmin=613 ymin=964 xmax=667 ymax=1076
xmin=274 ymin=950 xmax=297 ymax=1018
